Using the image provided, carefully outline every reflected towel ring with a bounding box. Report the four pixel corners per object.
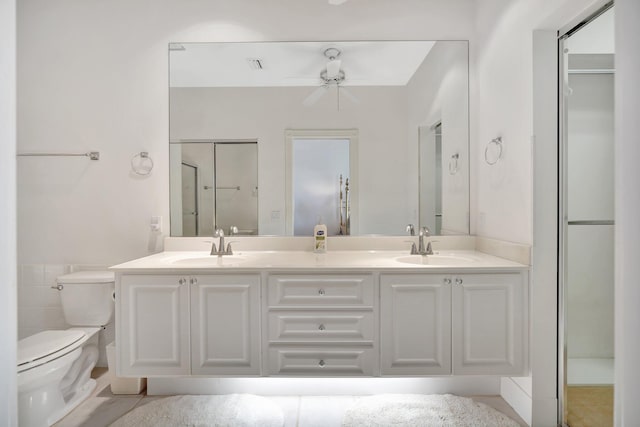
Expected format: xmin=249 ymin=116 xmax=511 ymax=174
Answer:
xmin=131 ymin=151 xmax=154 ymax=175
xmin=449 ymin=153 xmax=459 ymax=175
xmin=484 ymin=137 xmax=503 ymax=165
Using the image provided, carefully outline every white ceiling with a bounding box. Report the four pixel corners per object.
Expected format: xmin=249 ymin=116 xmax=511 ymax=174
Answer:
xmin=170 ymin=41 xmax=435 ymax=88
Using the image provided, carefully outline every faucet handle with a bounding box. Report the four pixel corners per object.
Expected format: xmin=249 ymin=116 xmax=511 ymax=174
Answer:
xmin=405 ymin=240 xmax=419 ymax=255
xmin=229 ymin=226 xmax=239 ymax=235
xmin=225 ymin=241 xmax=239 ymax=255
xmin=406 ymin=224 xmax=415 ymax=236
xmin=426 ymin=241 xmax=434 ymax=255
xmin=209 ymin=243 xmax=218 ymax=255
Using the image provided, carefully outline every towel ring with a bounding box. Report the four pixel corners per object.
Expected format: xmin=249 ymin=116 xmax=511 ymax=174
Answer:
xmin=484 ymin=137 xmax=503 ymax=165
xmin=448 ymin=153 xmax=459 ymax=175
xmin=131 ymin=151 xmax=154 ymax=175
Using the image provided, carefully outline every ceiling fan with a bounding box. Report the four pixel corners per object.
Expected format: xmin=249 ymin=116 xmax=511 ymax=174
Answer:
xmin=303 ymin=47 xmax=359 ymax=108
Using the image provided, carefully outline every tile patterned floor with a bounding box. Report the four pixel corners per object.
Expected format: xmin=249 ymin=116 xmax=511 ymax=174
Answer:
xmin=54 ymin=368 xmax=528 ymax=426
xmin=566 ymin=386 xmax=613 ymax=427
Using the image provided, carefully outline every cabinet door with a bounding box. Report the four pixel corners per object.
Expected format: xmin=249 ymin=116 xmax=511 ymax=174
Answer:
xmin=191 ymin=275 xmax=261 ymax=375
xmin=118 ymin=275 xmax=190 ymax=376
xmin=452 ymin=273 xmax=527 ymax=375
xmin=380 ymin=274 xmax=451 ymax=375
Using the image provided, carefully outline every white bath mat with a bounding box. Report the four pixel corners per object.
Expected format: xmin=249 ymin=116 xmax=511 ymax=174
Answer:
xmin=342 ymin=394 xmax=520 ymax=427
xmin=110 ymin=394 xmax=284 ymax=427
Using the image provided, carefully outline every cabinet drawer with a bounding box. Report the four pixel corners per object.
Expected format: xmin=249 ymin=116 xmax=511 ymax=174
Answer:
xmin=268 ymin=346 xmax=375 ymax=376
xmin=268 ymin=311 xmax=374 ymax=342
xmin=268 ymin=275 xmax=374 ymax=307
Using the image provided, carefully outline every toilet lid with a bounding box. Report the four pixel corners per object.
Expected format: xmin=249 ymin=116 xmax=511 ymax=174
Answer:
xmin=56 ymin=270 xmax=114 ymax=284
xmin=18 ymin=330 xmax=86 ymax=368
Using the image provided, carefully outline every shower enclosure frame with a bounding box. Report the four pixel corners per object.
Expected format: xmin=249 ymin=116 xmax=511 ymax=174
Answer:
xmin=556 ymin=3 xmax=614 ymax=424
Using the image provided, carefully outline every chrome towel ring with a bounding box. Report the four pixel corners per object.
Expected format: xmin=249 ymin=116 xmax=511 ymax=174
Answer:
xmin=131 ymin=151 xmax=154 ymax=175
xmin=485 ymin=137 xmax=503 ymax=165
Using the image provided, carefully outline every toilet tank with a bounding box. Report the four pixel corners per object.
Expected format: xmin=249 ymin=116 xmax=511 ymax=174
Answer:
xmin=56 ymin=271 xmax=115 ymax=326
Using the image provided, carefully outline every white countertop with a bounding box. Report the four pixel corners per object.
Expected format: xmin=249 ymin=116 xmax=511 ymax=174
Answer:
xmin=110 ymin=249 xmax=527 ymax=273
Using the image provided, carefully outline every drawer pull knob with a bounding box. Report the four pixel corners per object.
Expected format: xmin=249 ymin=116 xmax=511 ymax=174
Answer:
xmin=318 ymin=324 xmax=326 ymax=331
xmin=190 ymin=277 xmax=198 ymax=285
xmin=455 ymin=278 xmax=463 ymax=285
xmin=443 ymin=278 xmax=452 ymax=285
xmin=319 ymin=359 xmax=325 ymax=367
xmin=178 ymin=278 xmax=187 ymax=285
xmin=318 ymin=289 xmax=325 ymax=295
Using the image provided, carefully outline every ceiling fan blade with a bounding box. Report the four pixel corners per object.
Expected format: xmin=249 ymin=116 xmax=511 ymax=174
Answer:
xmin=326 ymin=59 xmax=342 ymax=79
xmin=339 ymin=86 xmax=360 ymax=104
xmin=329 ymin=0 xmax=348 ymax=4
xmin=303 ymin=85 xmax=329 ymax=106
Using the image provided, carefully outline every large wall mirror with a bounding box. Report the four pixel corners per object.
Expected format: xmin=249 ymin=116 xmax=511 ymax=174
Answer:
xmin=169 ymin=41 xmax=469 ymax=237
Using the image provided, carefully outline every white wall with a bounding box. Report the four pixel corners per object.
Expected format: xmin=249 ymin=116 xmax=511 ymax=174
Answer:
xmin=615 ymin=0 xmax=640 ymax=424
xmin=473 ymin=0 xmax=602 ymax=245
xmin=1 ymin=0 xmax=17 ymax=422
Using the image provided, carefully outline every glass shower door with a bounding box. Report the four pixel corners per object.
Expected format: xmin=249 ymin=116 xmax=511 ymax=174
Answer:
xmin=560 ymin=6 xmax=615 ymax=425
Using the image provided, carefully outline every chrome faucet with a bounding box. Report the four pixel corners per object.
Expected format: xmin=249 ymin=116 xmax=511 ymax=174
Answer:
xmin=417 ymin=226 xmax=433 ymax=255
xmin=210 ymin=228 xmax=234 ymax=256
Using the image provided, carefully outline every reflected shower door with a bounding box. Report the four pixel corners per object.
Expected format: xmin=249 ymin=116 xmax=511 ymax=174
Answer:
xmin=181 ymin=162 xmax=198 ymax=236
xmin=214 ymin=143 xmax=258 ymax=235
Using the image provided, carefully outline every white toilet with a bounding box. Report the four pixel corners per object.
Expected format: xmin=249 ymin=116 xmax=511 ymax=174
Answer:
xmin=17 ymin=270 xmax=115 ymax=427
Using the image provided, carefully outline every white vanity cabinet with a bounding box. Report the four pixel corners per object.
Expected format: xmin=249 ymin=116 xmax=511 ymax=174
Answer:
xmin=115 ymin=260 xmax=528 ymax=379
xmin=266 ymin=274 xmax=377 ymax=376
xmin=381 ymin=272 xmax=528 ymax=376
xmin=380 ymin=274 xmax=452 ymax=375
xmin=451 ymin=273 xmax=527 ymax=375
xmin=117 ymin=273 xmax=261 ymax=377
xmin=118 ymin=275 xmax=191 ymax=376
xmin=191 ymin=275 xmax=260 ymax=375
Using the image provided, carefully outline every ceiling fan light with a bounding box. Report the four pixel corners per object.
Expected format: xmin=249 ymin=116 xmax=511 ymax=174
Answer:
xmin=326 ymin=59 xmax=341 ymax=78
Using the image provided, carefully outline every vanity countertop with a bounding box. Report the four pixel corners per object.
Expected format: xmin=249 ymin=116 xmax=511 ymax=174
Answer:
xmin=110 ymin=249 xmax=527 ymax=273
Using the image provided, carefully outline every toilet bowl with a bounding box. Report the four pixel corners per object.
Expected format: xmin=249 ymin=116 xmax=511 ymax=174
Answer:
xmin=17 ymin=270 xmax=115 ymax=427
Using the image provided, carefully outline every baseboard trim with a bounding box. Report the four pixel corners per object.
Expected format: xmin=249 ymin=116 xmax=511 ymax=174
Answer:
xmin=500 ymin=377 xmax=532 ymax=426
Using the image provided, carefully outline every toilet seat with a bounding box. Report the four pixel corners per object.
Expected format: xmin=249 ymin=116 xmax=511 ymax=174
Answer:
xmin=18 ymin=330 xmax=87 ymax=373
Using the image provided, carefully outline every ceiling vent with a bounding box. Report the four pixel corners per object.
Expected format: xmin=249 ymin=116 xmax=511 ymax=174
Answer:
xmin=246 ymin=58 xmax=264 ymax=70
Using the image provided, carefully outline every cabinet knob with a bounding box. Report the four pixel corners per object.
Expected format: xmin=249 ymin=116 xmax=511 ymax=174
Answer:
xmin=318 ymin=289 xmax=325 ymax=295
xmin=190 ymin=277 xmax=198 ymax=285
xmin=319 ymin=359 xmax=325 ymax=367
xmin=318 ymin=324 xmax=326 ymax=331
xmin=455 ymin=278 xmax=463 ymax=285
xmin=178 ymin=278 xmax=187 ymax=285
xmin=443 ymin=278 xmax=452 ymax=285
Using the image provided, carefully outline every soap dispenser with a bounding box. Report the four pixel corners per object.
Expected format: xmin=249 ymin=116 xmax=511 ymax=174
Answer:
xmin=313 ymin=218 xmax=328 ymax=253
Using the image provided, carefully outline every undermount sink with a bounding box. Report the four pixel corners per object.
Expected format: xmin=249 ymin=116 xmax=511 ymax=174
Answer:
xmin=395 ymin=253 xmax=479 ymax=266
xmin=170 ymin=255 xmax=247 ymax=267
